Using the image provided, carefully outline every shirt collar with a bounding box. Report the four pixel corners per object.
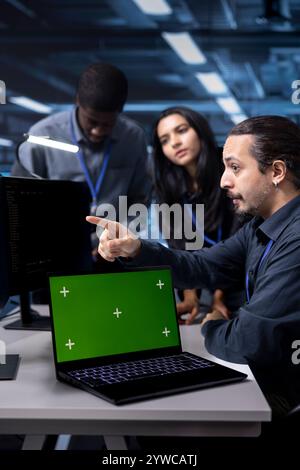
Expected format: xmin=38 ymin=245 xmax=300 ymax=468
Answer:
xmin=257 ymin=194 xmax=300 ymax=241
xmin=71 ymin=107 xmax=86 ymax=144
xmin=109 ymin=115 xmax=122 ymax=141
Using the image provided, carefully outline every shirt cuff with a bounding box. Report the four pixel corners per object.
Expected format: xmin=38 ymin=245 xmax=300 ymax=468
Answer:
xmin=118 ymin=239 xmax=156 ymax=266
xmin=201 ymin=319 xmax=226 ymax=337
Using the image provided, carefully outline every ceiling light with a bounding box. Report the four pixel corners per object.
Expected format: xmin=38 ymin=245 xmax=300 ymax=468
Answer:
xmin=10 ymin=96 xmax=52 ymax=114
xmin=230 ymin=114 xmax=248 ymax=125
xmin=216 ymin=96 xmax=242 ymax=114
xmin=132 ymin=0 xmax=172 ymax=15
xmin=195 ymin=72 xmax=228 ymax=95
xmin=162 ymin=32 xmax=207 ymax=65
xmin=0 ymin=138 xmax=13 ymax=147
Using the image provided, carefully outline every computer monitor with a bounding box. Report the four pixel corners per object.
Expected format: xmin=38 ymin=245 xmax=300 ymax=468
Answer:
xmin=0 ymin=176 xmax=93 ymax=330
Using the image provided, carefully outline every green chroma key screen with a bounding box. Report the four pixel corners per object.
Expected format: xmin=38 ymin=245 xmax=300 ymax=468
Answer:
xmin=49 ymin=269 xmax=180 ymax=363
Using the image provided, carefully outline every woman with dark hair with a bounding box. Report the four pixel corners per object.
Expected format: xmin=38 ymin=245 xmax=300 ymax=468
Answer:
xmin=152 ymin=107 xmax=241 ymax=324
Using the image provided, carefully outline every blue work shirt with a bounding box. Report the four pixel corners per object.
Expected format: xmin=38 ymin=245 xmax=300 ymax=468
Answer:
xmin=129 ymin=195 xmax=300 ymax=375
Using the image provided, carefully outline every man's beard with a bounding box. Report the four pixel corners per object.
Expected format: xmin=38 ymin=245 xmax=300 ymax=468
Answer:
xmin=235 ymin=182 xmax=272 ymax=221
xmin=236 ymin=212 xmax=253 ymax=223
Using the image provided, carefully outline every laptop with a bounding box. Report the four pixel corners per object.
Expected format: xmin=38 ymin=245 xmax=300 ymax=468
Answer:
xmin=48 ymin=267 xmax=247 ymax=405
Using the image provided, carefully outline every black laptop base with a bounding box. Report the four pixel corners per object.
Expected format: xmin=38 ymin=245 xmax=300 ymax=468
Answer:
xmin=58 ymin=355 xmax=247 ymax=405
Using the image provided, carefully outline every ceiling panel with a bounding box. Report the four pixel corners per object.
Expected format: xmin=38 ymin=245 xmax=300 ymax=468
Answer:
xmin=1 ymin=0 xmax=300 ymax=168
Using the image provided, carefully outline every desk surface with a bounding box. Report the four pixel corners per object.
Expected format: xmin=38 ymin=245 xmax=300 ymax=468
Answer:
xmin=0 ymin=307 xmax=271 ymax=438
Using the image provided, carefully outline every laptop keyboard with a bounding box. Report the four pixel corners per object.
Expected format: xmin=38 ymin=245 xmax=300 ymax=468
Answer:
xmin=69 ymin=353 xmax=216 ymax=387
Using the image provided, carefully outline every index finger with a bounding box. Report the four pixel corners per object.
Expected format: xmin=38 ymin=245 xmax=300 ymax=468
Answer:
xmin=86 ymin=216 xmax=109 ymax=229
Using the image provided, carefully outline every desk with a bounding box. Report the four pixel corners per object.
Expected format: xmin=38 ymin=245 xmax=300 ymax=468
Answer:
xmin=0 ymin=307 xmax=271 ymax=450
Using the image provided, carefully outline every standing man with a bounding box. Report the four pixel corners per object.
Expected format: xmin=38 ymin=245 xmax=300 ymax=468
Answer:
xmin=87 ymin=115 xmax=300 ymax=415
xmin=12 ymin=62 xmax=150 ymax=215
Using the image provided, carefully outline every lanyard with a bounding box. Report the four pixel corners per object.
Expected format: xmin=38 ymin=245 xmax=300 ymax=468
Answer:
xmin=187 ymin=204 xmax=222 ymax=246
xmin=245 ymin=239 xmax=274 ymax=304
xmin=70 ymin=114 xmax=111 ymax=210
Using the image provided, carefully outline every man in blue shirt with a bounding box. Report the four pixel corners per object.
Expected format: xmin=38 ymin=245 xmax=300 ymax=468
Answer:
xmin=87 ymin=115 xmax=300 ymax=414
xmin=11 ymin=63 xmax=150 ymax=214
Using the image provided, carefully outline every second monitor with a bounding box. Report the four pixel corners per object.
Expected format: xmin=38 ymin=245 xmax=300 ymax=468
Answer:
xmin=0 ymin=176 xmax=93 ymax=330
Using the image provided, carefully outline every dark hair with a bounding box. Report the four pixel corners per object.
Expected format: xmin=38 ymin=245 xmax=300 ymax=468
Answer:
xmin=77 ymin=63 xmax=128 ymax=112
xmin=152 ymin=107 xmax=225 ymax=232
xmin=229 ymin=115 xmax=300 ymax=189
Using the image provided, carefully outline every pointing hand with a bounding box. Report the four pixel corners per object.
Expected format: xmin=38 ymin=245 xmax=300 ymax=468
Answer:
xmin=86 ymin=216 xmax=141 ymax=262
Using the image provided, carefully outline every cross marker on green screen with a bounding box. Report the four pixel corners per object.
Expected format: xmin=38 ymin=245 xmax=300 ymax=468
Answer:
xmin=162 ymin=327 xmax=171 ymax=337
xmin=65 ymin=339 xmax=75 ymax=350
xmin=156 ymin=280 xmax=164 ymax=289
xmin=113 ymin=308 xmax=122 ymax=319
xmin=60 ymin=286 xmax=70 ymax=298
